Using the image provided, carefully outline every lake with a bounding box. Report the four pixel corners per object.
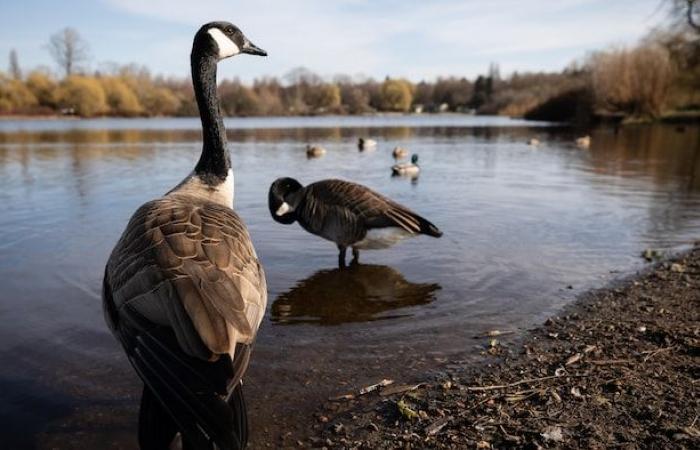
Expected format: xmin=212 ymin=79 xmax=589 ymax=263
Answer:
xmin=0 ymin=115 xmax=698 ymax=448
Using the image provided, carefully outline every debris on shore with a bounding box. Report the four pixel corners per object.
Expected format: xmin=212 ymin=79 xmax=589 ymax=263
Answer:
xmin=307 ymin=247 xmax=700 ymax=449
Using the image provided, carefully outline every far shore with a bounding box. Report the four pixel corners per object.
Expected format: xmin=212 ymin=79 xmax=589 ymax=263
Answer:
xmin=1 ymin=110 xmax=699 ymax=125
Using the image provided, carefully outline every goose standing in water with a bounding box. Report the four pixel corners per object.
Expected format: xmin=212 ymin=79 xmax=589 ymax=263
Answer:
xmin=102 ymin=22 xmax=267 ymax=450
xmin=268 ymin=178 xmax=442 ymax=267
xmin=392 ymin=154 xmax=420 ymax=176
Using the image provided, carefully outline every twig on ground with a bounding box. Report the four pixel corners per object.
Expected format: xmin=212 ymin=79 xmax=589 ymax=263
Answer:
xmin=641 ymin=346 xmax=675 ymax=363
xmin=465 ymin=374 xmax=589 ymax=392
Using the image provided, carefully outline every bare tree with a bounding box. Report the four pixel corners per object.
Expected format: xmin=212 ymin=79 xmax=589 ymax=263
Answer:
xmin=48 ymin=27 xmax=89 ymax=77
xmin=670 ymin=0 xmax=700 ymax=32
xmin=9 ymin=49 xmax=21 ymax=79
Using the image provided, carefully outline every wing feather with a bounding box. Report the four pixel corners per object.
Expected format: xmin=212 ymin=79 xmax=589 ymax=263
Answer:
xmin=105 ymin=194 xmax=267 ymax=363
xmin=300 ymin=179 xmax=431 ymax=237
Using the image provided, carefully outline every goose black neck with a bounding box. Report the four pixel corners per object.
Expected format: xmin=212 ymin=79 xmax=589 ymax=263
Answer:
xmin=191 ymin=52 xmax=230 ymax=183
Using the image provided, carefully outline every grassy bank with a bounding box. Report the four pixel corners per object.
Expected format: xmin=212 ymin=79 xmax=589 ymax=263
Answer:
xmin=302 ymin=247 xmax=700 ymax=449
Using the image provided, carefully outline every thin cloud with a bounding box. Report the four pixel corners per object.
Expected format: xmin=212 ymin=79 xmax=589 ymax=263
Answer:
xmin=10 ymin=0 xmax=666 ymax=81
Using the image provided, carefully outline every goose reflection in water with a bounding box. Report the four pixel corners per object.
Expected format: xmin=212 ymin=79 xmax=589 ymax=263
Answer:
xmin=271 ymin=264 xmax=441 ymax=325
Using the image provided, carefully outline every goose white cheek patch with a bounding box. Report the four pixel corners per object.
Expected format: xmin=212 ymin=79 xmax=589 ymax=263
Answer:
xmin=207 ymin=28 xmax=240 ymax=58
xmin=276 ymin=202 xmax=292 ymax=216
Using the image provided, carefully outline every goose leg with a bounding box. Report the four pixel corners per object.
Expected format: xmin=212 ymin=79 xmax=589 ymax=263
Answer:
xmin=351 ymin=247 xmax=360 ymax=265
xmin=338 ymin=245 xmax=347 ymax=268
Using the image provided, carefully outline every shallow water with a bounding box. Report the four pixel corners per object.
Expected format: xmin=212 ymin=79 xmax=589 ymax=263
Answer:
xmin=0 ymin=116 xmax=698 ymax=448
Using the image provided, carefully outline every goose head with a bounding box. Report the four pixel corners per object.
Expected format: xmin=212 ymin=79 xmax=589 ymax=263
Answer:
xmin=193 ymin=21 xmax=267 ymax=60
xmin=411 ymin=154 xmax=419 ymax=165
xmin=269 ymin=177 xmax=303 ymax=224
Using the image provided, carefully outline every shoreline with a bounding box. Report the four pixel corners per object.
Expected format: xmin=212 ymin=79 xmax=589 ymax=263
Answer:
xmin=300 ymin=246 xmax=700 ymax=449
xmin=1 ymin=111 xmax=698 ymax=124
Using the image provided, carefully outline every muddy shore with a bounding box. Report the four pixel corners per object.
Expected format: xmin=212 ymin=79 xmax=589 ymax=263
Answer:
xmin=301 ymin=247 xmax=700 ymax=449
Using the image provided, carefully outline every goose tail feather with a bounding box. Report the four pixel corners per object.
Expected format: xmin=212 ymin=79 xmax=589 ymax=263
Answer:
xmin=415 ymin=214 xmax=443 ymax=238
xmin=121 ymin=306 xmax=248 ymax=450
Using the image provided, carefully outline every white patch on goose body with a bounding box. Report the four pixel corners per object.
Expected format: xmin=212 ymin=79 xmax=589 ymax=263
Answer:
xmin=168 ymin=169 xmax=235 ymax=207
xmin=354 ymin=227 xmax=414 ymax=250
xmin=220 ymin=168 xmax=235 ymax=205
xmin=207 ymin=28 xmax=240 ymax=58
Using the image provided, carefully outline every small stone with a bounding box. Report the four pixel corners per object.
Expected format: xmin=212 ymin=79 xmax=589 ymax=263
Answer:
xmin=670 ymin=263 xmax=685 ymax=272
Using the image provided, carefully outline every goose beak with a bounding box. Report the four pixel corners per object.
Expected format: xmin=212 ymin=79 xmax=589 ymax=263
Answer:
xmin=242 ymin=39 xmax=267 ymax=56
xmin=275 ymin=202 xmax=292 ymax=216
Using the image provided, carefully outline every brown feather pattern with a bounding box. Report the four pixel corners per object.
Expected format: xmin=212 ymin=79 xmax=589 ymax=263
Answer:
xmin=105 ymin=193 xmax=267 ymax=362
xmin=295 ymin=179 xmax=426 ymax=246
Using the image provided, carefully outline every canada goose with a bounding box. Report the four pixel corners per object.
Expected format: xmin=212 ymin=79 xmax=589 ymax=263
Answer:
xmin=306 ymin=144 xmax=326 ymax=158
xmin=102 ymin=22 xmax=267 ymax=450
xmin=391 ymin=154 xmax=420 ymax=176
xmin=528 ymin=138 xmax=540 ymax=146
xmin=268 ymin=178 xmax=442 ymax=267
xmin=576 ymin=135 xmax=591 ymax=149
xmin=358 ymin=137 xmax=377 ymax=151
xmin=392 ymin=146 xmax=408 ymax=159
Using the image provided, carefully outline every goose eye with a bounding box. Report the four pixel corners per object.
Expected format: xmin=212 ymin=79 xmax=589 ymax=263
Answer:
xmin=226 ymin=27 xmax=234 ymax=34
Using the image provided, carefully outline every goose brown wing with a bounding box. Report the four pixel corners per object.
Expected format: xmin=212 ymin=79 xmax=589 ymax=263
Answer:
xmin=304 ymin=179 xmax=440 ymax=236
xmin=105 ymin=194 xmax=267 ymax=362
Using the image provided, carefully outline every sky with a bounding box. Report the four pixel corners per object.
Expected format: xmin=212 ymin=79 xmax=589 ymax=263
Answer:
xmin=0 ymin=0 xmax=668 ymax=83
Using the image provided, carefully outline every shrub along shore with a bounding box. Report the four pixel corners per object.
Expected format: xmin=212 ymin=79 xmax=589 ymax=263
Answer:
xmin=299 ymin=246 xmax=700 ymax=449
xmin=1 ymin=28 xmax=698 ymax=124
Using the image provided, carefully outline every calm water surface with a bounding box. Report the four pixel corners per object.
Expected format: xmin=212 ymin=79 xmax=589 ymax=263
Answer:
xmin=0 ymin=116 xmax=698 ymax=448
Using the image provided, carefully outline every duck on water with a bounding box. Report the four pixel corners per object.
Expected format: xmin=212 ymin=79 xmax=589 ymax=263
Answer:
xmin=102 ymin=22 xmax=267 ymax=450
xmin=268 ymin=178 xmax=442 ymax=267
xmin=392 ymin=154 xmax=420 ymax=176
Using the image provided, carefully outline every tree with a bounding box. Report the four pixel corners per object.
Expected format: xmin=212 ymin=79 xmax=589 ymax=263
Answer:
xmin=589 ymin=44 xmax=673 ymax=117
xmin=305 ymin=83 xmax=341 ymax=113
xmin=379 ymin=78 xmax=413 ymax=112
xmin=142 ymin=87 xmax=180 ymax=116
xmin=25 ymin=70 xmax=57 ymax=107
xmin=100 ymin=77 xmax=142 ymax=116
xmin=48 ymin=28 xmax=89 ymax=77
xmin=340 ymin=85 xmax=372 ymax=114
xmin=56 ymin=75 xmax=107 ymax=116
xmin=0 ymin=73 xmax=37 ymax=112
xmin=670 ymin=0 xmax=699 ymax=32
xmin=9 ymin=50 xmax=21 ymax=79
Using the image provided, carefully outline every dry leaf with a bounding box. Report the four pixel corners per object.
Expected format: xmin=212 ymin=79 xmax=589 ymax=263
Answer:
xmin=359 ymin=379 xmax=394 ymax=395
xmin=424 ymin=417 xmax=451 ymax=435
xmin=380 ymin=383 xmax=422 ymax=397
xmin=541 ymin=426 xmax=565 ymax=442
xmin=565 ymin=353 xmax=582 ymax=365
